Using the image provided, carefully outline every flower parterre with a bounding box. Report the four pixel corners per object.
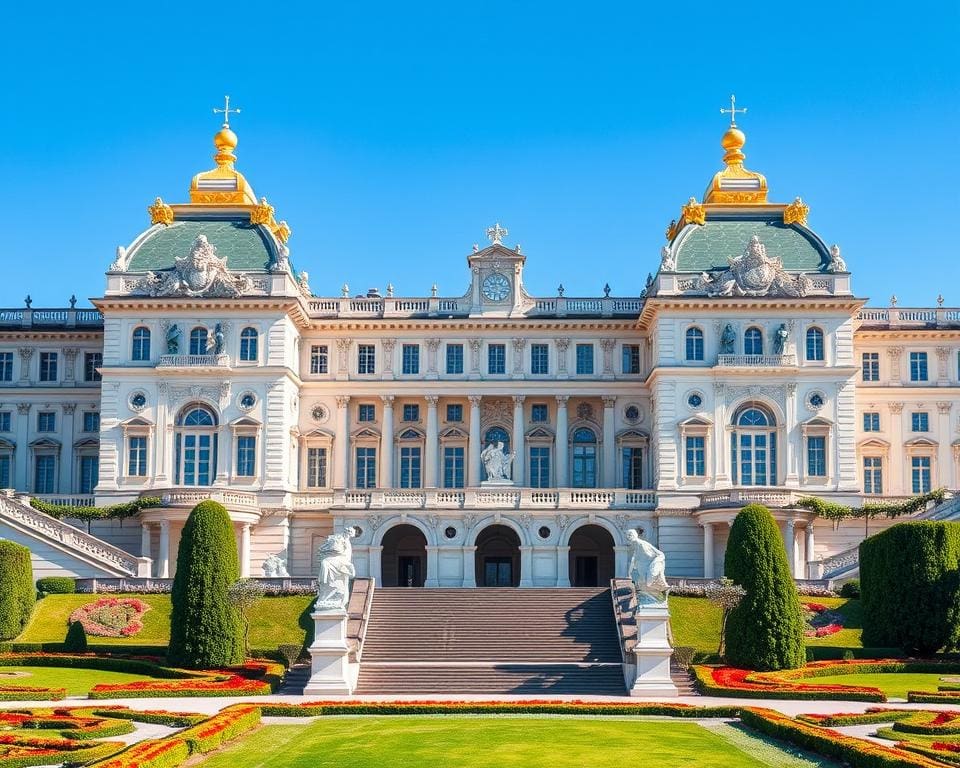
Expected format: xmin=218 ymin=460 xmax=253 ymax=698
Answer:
xmin=69 ymin=597 xmax=152 ymax=638
xmin=0 ymin=685 xmax=66 ymax=701
xmin=88 ymin=660 xmax=283 ymax=699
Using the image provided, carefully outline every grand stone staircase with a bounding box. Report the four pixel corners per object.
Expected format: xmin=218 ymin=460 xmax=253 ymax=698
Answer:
xmin=354 ymin=588 xmax=626 ymax=695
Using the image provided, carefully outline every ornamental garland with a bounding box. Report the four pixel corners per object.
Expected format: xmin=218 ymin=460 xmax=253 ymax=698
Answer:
xmin=29 ymin=496 xmax=162 ymax=523
xmin=796 ymin=488 xmax=947 ymax=524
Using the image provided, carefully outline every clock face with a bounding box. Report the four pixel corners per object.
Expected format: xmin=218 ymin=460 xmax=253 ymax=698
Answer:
xmin=482 ymin=272 xmax=511 ymax=302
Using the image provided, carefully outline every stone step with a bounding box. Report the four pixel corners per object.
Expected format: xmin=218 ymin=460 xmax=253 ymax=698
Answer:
xmin=355 ymin=664 xmax=626 ymax=695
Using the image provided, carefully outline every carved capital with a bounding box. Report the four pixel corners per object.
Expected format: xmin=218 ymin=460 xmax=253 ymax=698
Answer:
xmin=554 ymin=337 xmax=570 ymax=351
xmin=63 ymin=348 xmax=79 ymax=362
xmin=381 ymin=338 xmax=396 ymax=353
xmin=335 ymin=395 xmax=351 ymax=409
xmin=380 ymin=395 xmax=395 ymax=407
xmin=16 ymin=403 xmax=30 ymax=415
xmin=511 ymin=338 xmax=527 ymax=352
xmin=335 ymin=338 xmax=353 ymax=352
xmin=555 ymin=395 xmax=570 ymax=405
xmin=937 ymin=401 xmax=953 ymax=415
xmin=62 ymin=403 xmax=77 ymax=414
xmin=468 ymin=338 xmax=483 ymax=352
xmin=888 ymin=402 xmax=904 ymax=414
xmin=786 ymin=382 xmax=797 ymax=396
xmin=512 ymin=395 xmax=526 ymax=406
xmin=601 ymin=395 xmax=617 ymax=408
xmin=425 ymin=395 xmax=440 ymax=407
xmin=936 ymin=346 xmax=950 ymax=362
xmin=468 ymin=395 xmax=483 ymax=407
xmin=17 ymin=348 xmax=33 ymax=363
xmin=426 ymin=338 xmax=441 ymax=351
xmin=886 ymin=346 xmax=903 ymax=360
xmin=599 ymin=339 xmax=616 ymax=351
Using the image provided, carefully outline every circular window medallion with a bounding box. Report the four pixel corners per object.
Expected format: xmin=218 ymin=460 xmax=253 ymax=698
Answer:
xmin=538 ymin=526 xmax=551 ymax=540
xmin=311 ymin=404 xmax=329 ymax=423
xmin=351 ymin=526 xmax=364 ymax=538
xmin=238 ymin=392 xmax=257 ymax=412
xmin=129 ymin=391 xmax=147 ymax=412
xmin=807 ymin=392 xmax=825 ymax=411
xmin=624 ymin=404 xmax=641 ymax=423
xmin=444 ymin=526 xmax=457 ymax=540
xmin=687 ymin=392 xmax=704 ymax=410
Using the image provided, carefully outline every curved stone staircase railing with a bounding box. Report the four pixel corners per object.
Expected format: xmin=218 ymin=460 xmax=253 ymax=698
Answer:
xmin=0 ymin=494 xmax=150 ymax=577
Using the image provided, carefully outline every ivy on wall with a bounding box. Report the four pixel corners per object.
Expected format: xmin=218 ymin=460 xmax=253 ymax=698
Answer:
xmin=797 ymin=488 xmax=947 ymax=530
xmin=29 ymin=496 xmax=163 ymax=523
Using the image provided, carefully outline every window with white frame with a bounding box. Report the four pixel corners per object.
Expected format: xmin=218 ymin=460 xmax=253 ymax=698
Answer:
xmin=37 ymin=411 xmax=55 ymax=432
xmin=571 ymin=427 xmax=597 ymax=488
xmin=912 ymin=455 xmax=932 ymax=493
xmin=306 ymin=447 xmax=328 ymax=487
xmin=744 ymin=327 xmax=763 ymax=356
xmin=357 ymin=344 xmax=376 ymax=375
xmin=355 ymin=446 xmax=377 ymax=488
xmin=863 ymin=412 xmax=880 ymax=432
xmin=488 ymin=344 xmax=506 ymax=374
xmin=235 ymin=435 xmax=256 ymax=476
xmin=0 ymin=411 xmax=10 ymax=432
xmin=446 ymin=343 xmax=464 ymax=375
xmin=529 ymin=445 xmax=550 ymax=488
xmin=862 ymin=352 xmax=880 ymax=382
xmin=443 ymin=445 xmax=465 ymax=488
xmin=39 ymin=352 xmax=58 ymax=382
xmin=310 ymin=345 xmax=329 ymax=374
xmin=83 ymin=411 xmax=100 ymax=433
xmin=622 ymin=445 xmax=643 ymax=489
xmin=807 ymin=436 xmax=827 ymax=477
xmin=575 ymin=344 xmax=594 ymax=375
xmin=239 ymin=327 xmax=258 ymax=362
xmin=910 ymin=351 xmax=928 ymax=382
xmin=399 ymin=431 xmax=422 ymax=488
xmin=128 ymin=436 xmax=148 ymax=476
xmin=189 ymin=328 xmax=208 ymax=356
xmin=805 ymin=327 xmax=825 ymax=361
xmin=34 ymin=453 xmax=56 ymax=493
xmin=132 ymin=327 xmax=151 ymax=361
xmin=79 ymin=454 xmax=99 ymax=493
xmin=622 ymin=344 xmax=641 ymax=374
xmin=0 ymin=446 xmax=11 ymax=487
xmin=685 ymin=436 xmax=705 ymax=477
xmin=863 ymin=456 xmax=883 ymax=494
xmin=0 ymin=352 xmax=12 ymax=381
xmin=731 ymin=404 xmax=777 ymax=486
xmin=530 ymin=343 xmax=549 ymax=375
xmin=174 ymin=404 xmax=218 ymax=486
xmin=685 ymin=327 xmax=704 ymax=361
xmin=401 ymin=344 xmax=420 ymax=375
xmin=84 ymin=352 xmax=102 ymax=382
xmin=911 ymin=412 xmax=929 ymax=432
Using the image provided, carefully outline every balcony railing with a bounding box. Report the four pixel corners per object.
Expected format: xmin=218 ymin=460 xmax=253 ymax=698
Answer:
xmin=157 ymin=354 xmax=230 ymax=368
xmin=717 ymin=354 xmax=796 ymax=367
xmin=857 ymin=307 xmax=960 ymax=328
xmin=290 ymin=488 xmax=656 ymax=511
xmin=306 ymin=295 xmax=644 ymax=319
xmin=0 ymin=307 xmax=103 ymax=329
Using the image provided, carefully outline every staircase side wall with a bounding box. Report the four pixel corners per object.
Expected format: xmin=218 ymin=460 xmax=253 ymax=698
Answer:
xmin=64 ymin=518 xmax=142 ymax=556
xmin=813 ymin=516 xmax=904 ymax=562
xmin=0 ymin=521 xmax=122 ymax=579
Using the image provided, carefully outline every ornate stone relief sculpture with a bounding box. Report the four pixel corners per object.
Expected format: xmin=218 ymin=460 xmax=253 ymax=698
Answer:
xmin=694 ymin=236 xmax=811 ymax=297
xmin=659 ymin=245 xmax=676 ymax=272
xmin=131 ymin=235 xmax=254 ymax=298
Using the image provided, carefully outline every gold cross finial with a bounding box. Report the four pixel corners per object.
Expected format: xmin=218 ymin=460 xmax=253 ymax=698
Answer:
xmin=720 ymin=94 xmax=747 ymax=127
xmin=213 ymin=95 xmax=241 ymax=128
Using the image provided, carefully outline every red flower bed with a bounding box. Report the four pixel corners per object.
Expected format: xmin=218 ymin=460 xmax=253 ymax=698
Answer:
xmin=69 ymin=597 xmax=152 ymax=637
xmin=694 ymin=663 xmax=887 ymax=701
xmin=88 ymin=660 xmax=283 ymax=699
xmin=802 ymin=602 xmax=843 ymax=638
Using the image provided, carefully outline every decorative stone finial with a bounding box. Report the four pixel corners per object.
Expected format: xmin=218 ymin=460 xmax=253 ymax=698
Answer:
xmin=431 ymin=283 xmax=438 ymax=297
xmin=24 ymin=295 xmax=32 ymax=308
xmin=485 ymin=222 xmax=508 ymax=245
xmin=69 ymin=294 xmax=77 ymax=309
xmin=557 ymin=284 xmax=565 ymax=297
xmin=890 ymin=294 xmax=898 ymax=307
xmin=148 ymin=197 xmax=174 ymax=226
xmin=937 ymin=293 xmax=945 ymax=307
xmin=386 ymin=283 xmax=394 ymax=297
xmin=472 ymin=243 xmax=479 ymax=253
xmin=341 ymin=283 xmax=350 ymax=298
xmin=603 ymin=283 xmax=611 ymax=298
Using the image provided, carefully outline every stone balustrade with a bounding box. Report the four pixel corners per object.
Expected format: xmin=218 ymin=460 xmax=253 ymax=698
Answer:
xmin=306 ymin=295 xmax=644 ymax=319
xmin=0 ymin=307 xmax=103 ymax=329
xmin=716 ymin=353 xmax=797 ymax=367
xmin=144 ymin=488 xmax=260 ymax=513
xmin=857 ymin=307 xmax=960 ymax=328
xmin=34 ymin=494 xmax=97 ymax=508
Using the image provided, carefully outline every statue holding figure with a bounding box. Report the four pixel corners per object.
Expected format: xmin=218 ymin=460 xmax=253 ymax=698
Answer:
xmin=626 ymin=529 xmax=670 ymax=605
xmin=166 ymin=324 xmax=181 ymax=355
xmin=719 ymin=323 xmax=736 ymax=355
xmin=773 ymin=323 xmax=789 ymax=356
xmin=314 ymin=527 xmax=360 ymax=610
xmin=262 ymin=553 xmax=289 ymax=578
xmin=480 ymin=441 xmax=515 ymax=483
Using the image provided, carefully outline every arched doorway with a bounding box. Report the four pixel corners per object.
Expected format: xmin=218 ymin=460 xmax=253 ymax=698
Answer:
xmin=475 ymin=524 xmax=520 ymax=587
xmin=380 ymin=524 xmax=428 ymax=587
xmin=568 ymin=525 xmax=615 ymax=587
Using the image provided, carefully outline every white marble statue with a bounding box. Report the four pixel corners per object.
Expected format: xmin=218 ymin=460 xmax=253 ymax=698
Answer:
xmin=626 ymin=529 xmax=670 ymax=605
xmin=827 ymin=244 xmax=847 ymax=273
xmin=480 ymin=441 xmax=515 ymax=483
xmin=314 ymin=526 xmax=360 ymax=610
xmin=659 ymin=245 xmax=675 ymax=272
xmin=262 ymin=553 xmax=289 ymax=578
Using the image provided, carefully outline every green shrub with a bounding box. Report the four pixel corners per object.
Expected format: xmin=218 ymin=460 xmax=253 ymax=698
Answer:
xmin=36 ymin=576 xmax=76 ymax=595
xmin=839 ymin=579 xmax=860 ymax=599
xmin=723 ymin=504 xmax=805 ymax=671
xmin=860 ymin=521 xmax=960 ymax=655
xmin=277 ymin=643 xmax=302 ymax=667
xmin=0 ymin=541 xmax=35 ymax=640
xmin=64 ymin=619 xmax=88 ymax=652
xmin=167 ymin=501 xmax=243 ymax=668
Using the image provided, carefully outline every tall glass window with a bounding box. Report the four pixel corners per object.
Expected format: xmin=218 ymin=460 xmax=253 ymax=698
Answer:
xmin=575 ymin=344 xmax=594 ymax=375
xmin=39 ymin=352 xmax=58 ymax=382
xmin=37 ymin=411 xmax=55 ymax=432
xmin=0 ymin=412 xmax=10 ymax=432
xmin=622 ymin=446 xmax=643 ymax=488
xmin=912 ymin=456 xmax=931 ymax=493
xmin=132 ymin=327 xmax=151 ymax=361
xmin=358 ymin=404 xmax=376 ymax=422
xmin=530 ymin=446 xmax=551 ymax=488
xmin=84 ymin=352 xmax=102 ymax=382
xmin=357 ymin=344 xmax=376 ymax=374
xmin=488 ymin=344 xmax=506 ymax=374
xmin=445 ymin=404 xmax=462 ymax=422
xmin=128 ymin=436 xmax=147 ymax=476
xmin=174 ymin=405 xmax=217 ymax=487
xmin=446 ymin=344 xmax=464 ymax=374
xmin=189 ymin=327 xmax=208 ymax=356
xmin=401 ymin=344 xmax=420 ymax=375
xmin=34 ymin=454 xmax=56 ymax=493
xmin=731 ymin=405 xmax=777 ymax=486
xmin=911 ymin=412 xmax=929 ymax=432
xmin=239 ymin=327 xmax=258 ymax=361
xmin=79 ymin=455 xmax=99 ymax=493
xmin=530 ymin=343 xmax=549 ymax=374
xmin=402 ymin=404 xmax=420 ymax=422
xmin=807 ymin=436 xmax=826 ymax=477
xmin=355 ymin=447 xmax=377 ymax=488
xmin=571 ymin=428 xmax=597 ymax=488
xmin=863 ymin=412 xmax=880 ymax=431
xmin=622 ymin=344 xmax=641 ymax=374
xmin=306 ymin=447 xmax=327 ymax=487
xmin=910 ymin=352 xmax=928 ymax=382
xmin=685 ymin=328 xmax=704 ymax=361
xmin=399 ymin=446 xmax=422 ymax=488
xmin=863 ymin=456 xmax=883 ymax=494
xmin=443 ymin=446 xmax=465 ymax=488
xmin=310 ymin=345 xmax=329 ymax=374
xmin=685 ymin=436 xmax=705 ymax=477
xmin=0 ymin=453 xmax=10 ymax=487
xmin=862 ymin=352 xmax=880 ymax=381
xmin=806 ymin=327 xmax=824 ymax=361
xmin=83 ymin=411 xmax=100 ymax=433
xmin=0 ymin=352 xmax=12 ymax=381
xmin=744 ymin=328 xmax=763 ymax=356
xmin=236 ymin=436 xmax=256 ymax=477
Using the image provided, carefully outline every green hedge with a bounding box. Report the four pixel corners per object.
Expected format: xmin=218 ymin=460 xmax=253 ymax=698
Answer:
xmin=168 ymin=501 xmax=243 ymax=669
xmin=260 ymin=702 xmax=743 ymax=717
xmin=29 ymin=496 xmax=163 ymax=522
xmin=724 ymin=504 xmax=805 ymax=671
xmin=860 ymin=520 xmax=960 ymax=655
xmin=36 ymin=576 xmax=76 ymax=594
xmin=0 ymin=541 xmax=35 ymax=640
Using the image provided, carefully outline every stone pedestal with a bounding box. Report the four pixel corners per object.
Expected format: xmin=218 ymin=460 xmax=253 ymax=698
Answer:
xmin=629 ymin=602 xmax=678 ymax=697
xmin=304 ymin=608 xmax=353 ymax=695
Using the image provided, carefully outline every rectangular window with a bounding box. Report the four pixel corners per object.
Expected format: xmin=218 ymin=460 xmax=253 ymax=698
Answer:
xmin=622 ymin=344 xmax=641 ymax=374
xmin=310 ymin=345 xmax=329 ymax=374
xmin=445 ymin=404 xmax=462 ymax=422
xmin=862 ymin=352 xmax=880 ymax=382
xmin=685 ymin=436 xmax=705 ymax=477
xmin=401 ymin=344 xmax=420 ymax=375
xmin=807 ymin=436 xmax=827 ymax=477
xmin=530 ymin=446 xmax=551 ymax=488
xmin=912 ymin=456 xmax=932 ymax=494
xmin=530 ymin=343 xmax=549 ymax=375
xmin=0 ymin=454 xmax=10 ymax=487
xmin=39 ymin=352 xmax=58 ymax=382
xmin=37 ymin=411 xmax=55 ymax=432
xmin=443 ymin=446 xmax=465 ymax=488
xmin=358 ymin=404 xmax=376 ymax=422
xmin=0 ymin=352 xmax=12 ymax=381
xmin=863 ymin=456 xmax=883 ymax=494
xmin=446 ymin=343 xmax=464 ymax=375
xmin=575 ymin=344 xmax=594 ymax=375
xmin=531 ymin=403 xmax=548 ymax=423
xmin=911 ymin=412 xmax=929 ymax=432
xmin=0 ymin=411 xmax=10 ymax=432
xmin=863 ymin=412 xmax=880 ymax=432
xmin=400 ymin=446 xmax=422 ymax=488
xmin=236 ymin=436 xmax=256 ymax=477
xmin=402 ymin=404 xmax=420 ymax=422
xmin=128 ymin=436 xmax=148 ymax=476
xmin=83 ymin=411 xmax=100 ymax=433
xmin=357 ymin=344 xmax=376 ymax=375
xmin=34 ymin=455 xmax=56 ymax=493
xmin=910 ymin=351 xmax=928 ymax=382
xmin=84 ymin=352 xmax=103 ymax=382
xmin=79 ymin=455 xmax=99 ymax=493
xmin=355 ymin=447 xmax=377 ymax=488
xmin=622 ymin=446 xmax=643 ymax=489
xmin=306 ymin=447 xmax=328 ymax=488
xmin=488 ymin=344 xmax=506 ymax=375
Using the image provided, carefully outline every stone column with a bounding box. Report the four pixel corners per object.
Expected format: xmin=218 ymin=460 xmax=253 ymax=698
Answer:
xmin=461 ymin=546 xmax=477 ymax=587
xmin=804 ymin=523 xmax=816 ymax=578
xmin=380 ymin=396 xmax=394 ymax=488
xmin=785 ymin=383 xmax=799 ymax=484
xmin=334 ymin=396 xmax=350 ymax=488
xmin=158 ymin=520 xmax=171 ymax=578
xmin=468 ymin=396 xmax=482 ymax=486
xmin=555 ymin=396 xmax=569 ymax=487
xmin=425 ymin=545 xmax=440 ymax=587
xmin=239 ymin=523 xmax=251 ymax=577
xmin=784 ymin=518 xmax=797 ymax=578
xmin=140 ymin=522 xmax=151 ymax=561
xmin=60 ymin=403 xmax=76 ymax=493
xmin=702 ymin=522 xmax=715 ymax=579
xmin=512 ymin=396 xmax=525 ymax=485
xmin=15 ymin=403 xmax=30 ymax=490
xmin=425 ymin=396 xmax=439 ymax=488
xmin=556 ymin=545 xmax=571 ymax=587
xmin=602 ymin=396 xmax=617 ymax=487
xmin=519 ymin=545 xmax=533 ymax=588
xmin=888 ymin=402 xmax=904 ymax=494
xmin=937 ymin=403 xmax=952 ymax=489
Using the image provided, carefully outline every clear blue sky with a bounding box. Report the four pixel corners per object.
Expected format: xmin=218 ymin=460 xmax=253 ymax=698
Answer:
xmin=1 ymin=2 xmax=956 ymax=308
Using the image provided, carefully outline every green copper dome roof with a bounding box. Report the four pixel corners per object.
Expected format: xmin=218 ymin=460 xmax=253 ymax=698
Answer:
xmin=125 ymin=218 xmax=277 ymax=273
xmin=673 ymin=216 xmax=829 ymax=273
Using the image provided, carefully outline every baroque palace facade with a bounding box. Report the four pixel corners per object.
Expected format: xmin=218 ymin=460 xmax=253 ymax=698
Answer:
xmin=1 ymin=113 xmax=958 ymax=587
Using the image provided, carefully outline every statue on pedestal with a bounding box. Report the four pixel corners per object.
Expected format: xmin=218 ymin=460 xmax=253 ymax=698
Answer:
xmin=262 ymin=553 xmax=289 ymax=578
xmin=480 ymin=441 xmax=515 ymax=484
xmin=720 ymin=324 xmax=736 ymax=355
xmin=626 ymin=529 xmax=670 ymax=605
xmin=773 ymin=323 xmax=789 ymax=356
xmin=166 ymin=324 xmax=181 ymax=355
xmin=314 ymin=527 xmax=359 ymax=610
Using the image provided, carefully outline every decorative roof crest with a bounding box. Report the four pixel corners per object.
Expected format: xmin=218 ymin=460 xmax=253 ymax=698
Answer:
xmin=130 ymin=235 xmax=253 ymax=298
xmin=694 ymin=235 xmax=811 ymax=297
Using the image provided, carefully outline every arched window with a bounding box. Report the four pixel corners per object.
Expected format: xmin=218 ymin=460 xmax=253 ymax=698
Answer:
xmin=174 ymin=404 xmax=218 ymax=486
xmin=744 ymin=327 xmax=763 ymax=356
xmin=685 ymin=327 xmax=704 ymax=361
xmin=239 ymin=327 xmax=258 ymax=362
xmin=731 ymin=404 xmax=777 ymax=486
xmin=805 ymin=327 xmax=824 ymax=361
xmin=189 ymin=327 xmax=208 ymax=356
xmin=131 ymin=327 xmax=151 ymax=361
xmin=572 ymin=427 xmax=597 ymax=488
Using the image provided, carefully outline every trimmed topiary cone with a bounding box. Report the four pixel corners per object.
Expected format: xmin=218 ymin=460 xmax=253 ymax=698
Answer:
xmin=64 ymin=619 xmax=88 ymax=652
xmin=0 ymin=540 xmax=35 ymax=641
xmin=723 ymin=504 xmax=805 ymax=671
xmin=167 ymin=500 xmax=243 ymax=668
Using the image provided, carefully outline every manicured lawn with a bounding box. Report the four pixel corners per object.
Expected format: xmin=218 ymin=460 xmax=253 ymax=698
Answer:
xmin=799 ymin=672 xmax=946 ymax=699
xmin=802 ymin=596 xmax=863 ymax=648
xmin=196 ymin=717 xmax=819 ymax=768
xmin=0 ymin=666 xmax=159 ymax=696
xmin=18 ymin=594 xmax=313 ymax=651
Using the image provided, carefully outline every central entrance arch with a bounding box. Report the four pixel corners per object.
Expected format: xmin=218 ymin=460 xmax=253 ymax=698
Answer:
xmin=568 ymin=524 xmax=616 ymax=587
xmin=380 ymin=524 xmax=427 ymax=587
xmin=475 ymin=524 xmax=520 ymax=587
